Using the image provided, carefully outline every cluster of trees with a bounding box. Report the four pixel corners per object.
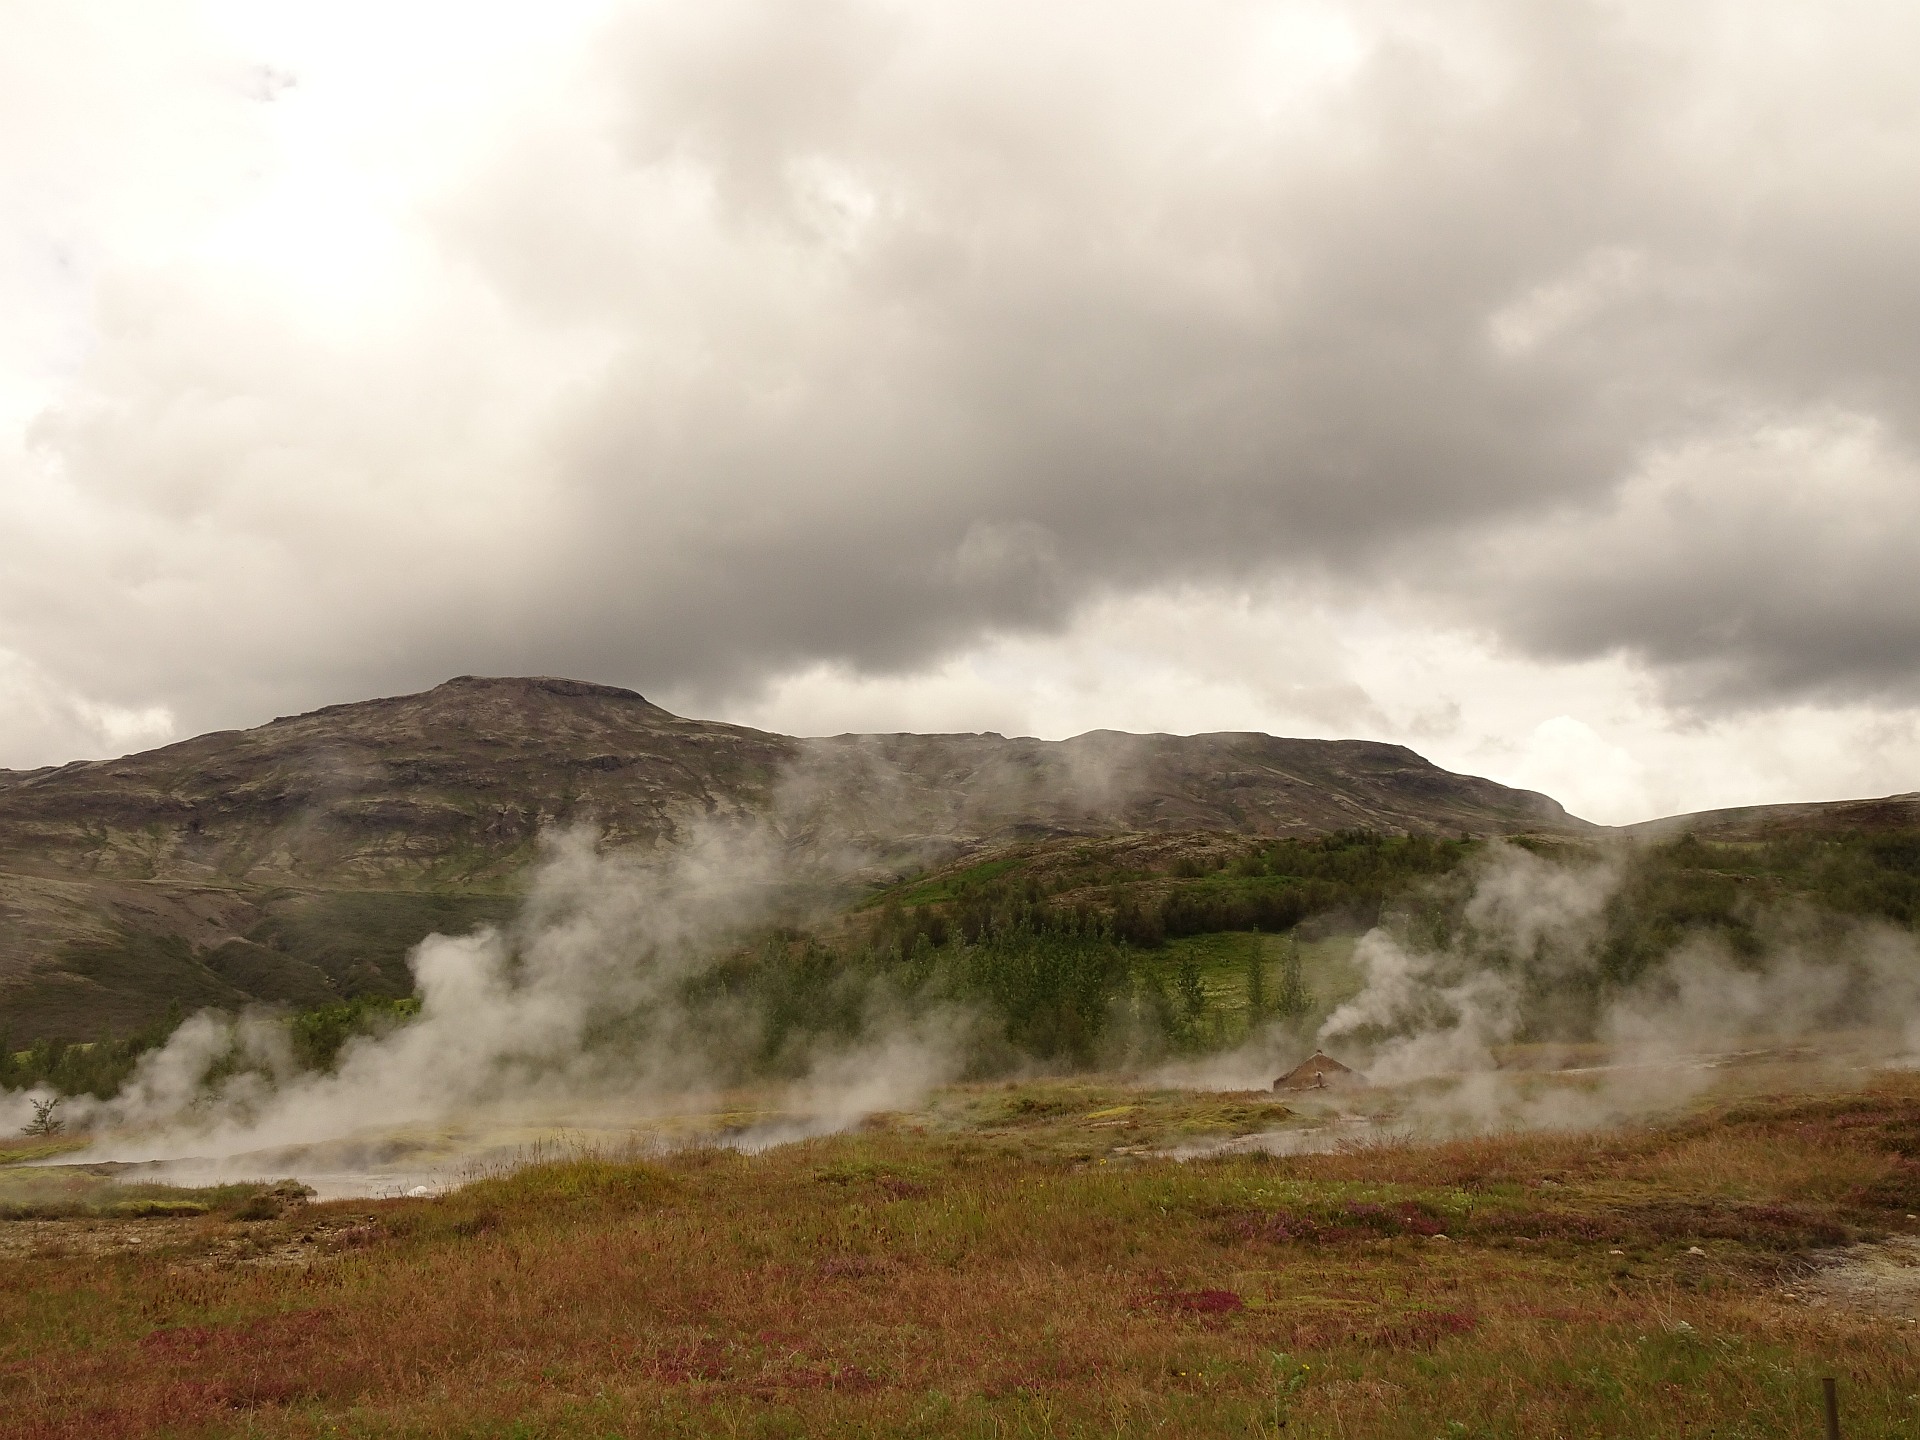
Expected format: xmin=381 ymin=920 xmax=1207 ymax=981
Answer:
xmin=835 ymin=827 xmax=1920 ymax=1063
xmin=838 ymin=845 xmax=1385 ymax=1068
xmin=1 ymin=994 xmax=424 ymax=1110
xmin=1586 ymin=831 xmax=1920 ymax=990
xmin=0 ymin=1005 xmax=185 ymax=1099
xmin=645 ymin=831 xmax=1482 ymax=1078
xmin=872 ymin=831 xmax=1476 ymax=953
xmin=1331 ymin=828 xmax=1920 ymax=1044
xmin=286 ymin=995 xmax=422 ymax=1071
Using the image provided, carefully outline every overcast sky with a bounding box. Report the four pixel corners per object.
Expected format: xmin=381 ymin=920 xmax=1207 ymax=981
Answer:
xmin=4 ymin=0 xmax=1919 ymax=824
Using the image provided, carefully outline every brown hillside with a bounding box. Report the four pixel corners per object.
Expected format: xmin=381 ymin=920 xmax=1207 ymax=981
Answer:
xmin=1620 ymin=791 xmax=1920 ymax=842
xmin=0 ymin=675 xmax=1589 ymax=1039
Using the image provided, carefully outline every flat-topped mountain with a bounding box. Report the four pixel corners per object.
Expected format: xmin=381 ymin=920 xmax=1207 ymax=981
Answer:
xmin=0 ymin=677 xmax=791 ymax=889
xmin=0 ymin=674 xmax=1587 ymax=884
xmin=0 ymin=675 xmax=1588 ymax=1039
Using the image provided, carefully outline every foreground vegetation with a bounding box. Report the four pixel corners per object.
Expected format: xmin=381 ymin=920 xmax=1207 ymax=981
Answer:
xmin=2 ymin=1072 xmax=1918 ymax=1438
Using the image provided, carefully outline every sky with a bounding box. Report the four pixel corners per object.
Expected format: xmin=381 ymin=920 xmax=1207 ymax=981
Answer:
xmin=3 ymin=0 xmax=1920 ymax=826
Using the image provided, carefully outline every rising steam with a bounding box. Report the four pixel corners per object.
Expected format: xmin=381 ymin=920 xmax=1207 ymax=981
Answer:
xmin=1309 ymin=842 xmax=1920 ymax=1131
xmin=14 ymin=819 xmax=1920 ymax=1176
xmin=5 ymin=817 xmax=969 ymax=1169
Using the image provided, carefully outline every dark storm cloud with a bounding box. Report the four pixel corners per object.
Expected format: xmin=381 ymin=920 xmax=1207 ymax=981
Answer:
xmin=6 ymin=0 xmax=1920 ymax=746
xmin=1477 ymin=416 xmax=1920 ymax=708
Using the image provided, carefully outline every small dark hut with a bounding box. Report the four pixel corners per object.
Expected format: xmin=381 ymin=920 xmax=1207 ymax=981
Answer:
xmin=1273 ymin=1050 xmax=1360 ymax=1092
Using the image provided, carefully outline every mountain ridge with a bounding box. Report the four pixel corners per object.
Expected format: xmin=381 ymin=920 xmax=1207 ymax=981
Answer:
xmin=0 ymin=675 xmax=1590 ymax=885
xmin=0 ymin=673 xmax=1588 ymax=1040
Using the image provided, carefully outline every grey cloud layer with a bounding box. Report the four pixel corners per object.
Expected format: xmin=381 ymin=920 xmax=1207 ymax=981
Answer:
xmin=6 ymin=0 xmax=1920 ymax=743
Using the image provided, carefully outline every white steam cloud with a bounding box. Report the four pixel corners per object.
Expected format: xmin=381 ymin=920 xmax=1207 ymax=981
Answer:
xmin=1311 ymin=843 xmax=1920 ymax=1132
xmin=4 ymin=818 xmax=969 ymax=1174
xmin=13 ymin=826 xmax=1920 ymax=1178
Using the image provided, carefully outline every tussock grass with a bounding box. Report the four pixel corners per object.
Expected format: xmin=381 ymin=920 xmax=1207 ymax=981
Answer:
xmin=0 ymin=1166 xmax=280 ymax=1222
xmin=5 ymin=1078 xmax=1920 ymax=1436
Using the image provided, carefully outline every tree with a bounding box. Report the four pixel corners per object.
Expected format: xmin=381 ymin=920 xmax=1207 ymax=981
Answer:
xmin=23 ymin=1097 xmax=63 ymax=1138
xmin=1273 ymin=938 xmax=1310 ymax=1019
xmin=1245 ymin=935 xmax=1268 ymax=1024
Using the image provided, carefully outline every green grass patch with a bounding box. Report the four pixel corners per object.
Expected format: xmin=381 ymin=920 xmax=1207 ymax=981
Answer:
xmin=876 ymin=855 xmax=1029 ymax=909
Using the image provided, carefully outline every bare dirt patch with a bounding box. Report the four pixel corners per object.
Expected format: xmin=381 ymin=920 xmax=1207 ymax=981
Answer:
xmin=1798 ymin=1235 xmax=1920 ymax=1319
xmin=0 ymin=1216 xmax=206 ymax=1260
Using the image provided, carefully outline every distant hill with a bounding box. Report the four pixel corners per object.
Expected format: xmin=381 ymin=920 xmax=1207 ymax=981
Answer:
xmin=0 ymin=675 xmax=1588 ymax=1040
xmin=1620 ymin=792 xmax=1920 ymax=842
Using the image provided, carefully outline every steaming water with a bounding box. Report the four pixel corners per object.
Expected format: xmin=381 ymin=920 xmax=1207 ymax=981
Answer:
xmin=110 ymin=1160 xmax=459 ymax=1204
xmin=51 ymin=1036 xmax=1897 ymax=1199
xmin=38 ymin=1094 xmax=901 ymax=1199
xmin=1163 ymin=1034 xmax=1909 ymax=1162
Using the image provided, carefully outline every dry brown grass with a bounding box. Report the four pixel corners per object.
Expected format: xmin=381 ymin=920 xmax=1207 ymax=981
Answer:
xmin=5 ymin=1077 xmax=1920 ymax=1437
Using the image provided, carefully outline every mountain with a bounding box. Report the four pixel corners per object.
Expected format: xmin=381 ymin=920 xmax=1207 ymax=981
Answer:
xmin=0 ymin=675 xmax=1589 ymax=1041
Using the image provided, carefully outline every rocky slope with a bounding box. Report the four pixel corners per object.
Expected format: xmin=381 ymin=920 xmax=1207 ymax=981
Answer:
xmin=0 ymin=675 xmax=1588 ymax=1040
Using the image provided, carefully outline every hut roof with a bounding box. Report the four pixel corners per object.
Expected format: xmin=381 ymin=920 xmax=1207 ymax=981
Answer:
xmin=1274 ymin=1050 xmax=1360 ymax=1090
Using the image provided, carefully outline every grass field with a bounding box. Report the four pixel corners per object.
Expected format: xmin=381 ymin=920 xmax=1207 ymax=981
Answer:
xmin=1157 ymin=931 xmax=1363 ymax=1024
xmin=3 ymin=1066 xmax=1920 ymax=1438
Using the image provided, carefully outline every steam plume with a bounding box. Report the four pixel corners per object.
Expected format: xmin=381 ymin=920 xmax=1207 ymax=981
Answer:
xmin=1313 ymin=842 xmax=1920 ymax=1131
xmin=7 ymin=815 xmax=967 ymax=1172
